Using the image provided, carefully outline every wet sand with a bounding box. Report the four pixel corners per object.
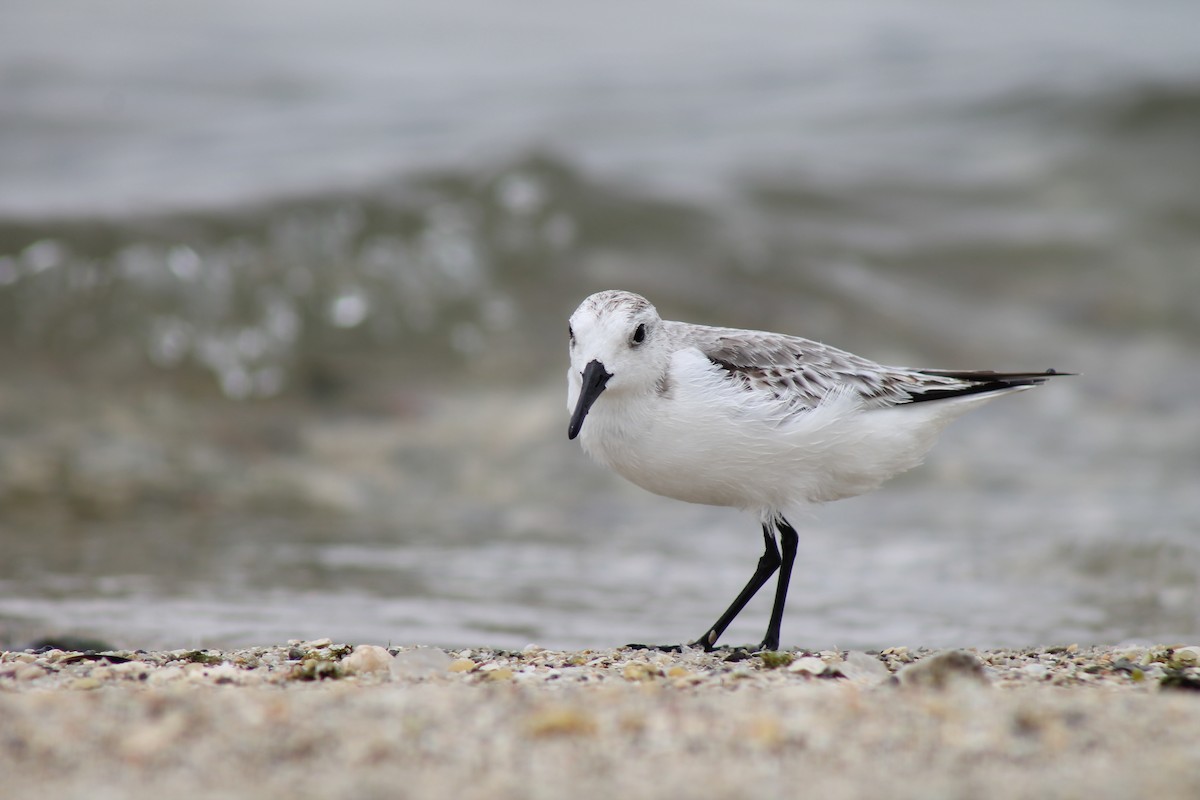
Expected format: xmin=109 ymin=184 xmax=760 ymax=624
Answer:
xmin=3 ymin=642 xmax=1199 ymax=799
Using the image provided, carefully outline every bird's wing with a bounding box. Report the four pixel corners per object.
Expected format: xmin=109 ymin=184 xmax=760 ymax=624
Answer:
xmin=672 ymin=322 xmax=1062 ymax=412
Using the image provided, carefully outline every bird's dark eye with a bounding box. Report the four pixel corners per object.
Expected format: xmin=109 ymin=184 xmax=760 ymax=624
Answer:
xmin=631 ymin=323 xmax=646 ymax=345
xmin=568 ymin=324 xmax=575 ymax=346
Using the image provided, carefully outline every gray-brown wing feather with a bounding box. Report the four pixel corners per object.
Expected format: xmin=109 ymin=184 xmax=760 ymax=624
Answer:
xmin=669 ymin=322 xmax=1060 ymax=412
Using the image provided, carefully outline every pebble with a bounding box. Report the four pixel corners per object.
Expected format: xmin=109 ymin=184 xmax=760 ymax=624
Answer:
xmin=390 ymin=648 xmax=453 ymax=678
xmin=898 ymin=650 xmax=989 ymax=690
xmin=622 ymin=662 xmax=659 ymax=682
xmin=1021 ymin=664 xmax=1050 ymax=680
xmin=342 ymin=645 xmax=395 ymax=676
xmin=838 ymin=652 xmax=891 ymax=684
xmin=1172 ymin=646 xmax=1200 ymax=666
xmin=787 ymin=657 xmax=829 ymax=676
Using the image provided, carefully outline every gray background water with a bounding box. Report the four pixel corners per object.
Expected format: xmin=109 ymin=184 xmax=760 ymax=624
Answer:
xmin=1 ymin=0 xmax=1197 ymax=651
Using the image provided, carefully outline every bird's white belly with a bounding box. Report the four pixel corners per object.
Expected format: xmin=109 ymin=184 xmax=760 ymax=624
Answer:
xmin=580 ymin=379 xmax=992 ymax=513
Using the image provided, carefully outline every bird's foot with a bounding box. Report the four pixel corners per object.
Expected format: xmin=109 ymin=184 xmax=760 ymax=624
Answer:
xmin=625 ymin=632 xmax=780 ymax=655
xmin=714 ymin=643 xmax=789 ymax=662
xmin=624 ymin=642 xmax=697 ymax=653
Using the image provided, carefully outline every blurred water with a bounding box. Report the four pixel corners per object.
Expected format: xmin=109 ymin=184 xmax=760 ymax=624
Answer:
xmin=1 ymin=0 xmax=1198 ymax=650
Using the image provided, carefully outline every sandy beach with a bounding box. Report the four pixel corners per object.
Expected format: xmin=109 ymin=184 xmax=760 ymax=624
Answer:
xmin=3 ymin=642 xmax=1199 ymax=799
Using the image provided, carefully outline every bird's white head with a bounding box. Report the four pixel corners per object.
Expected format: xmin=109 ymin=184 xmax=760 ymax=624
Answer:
xmin=567 ymin=290 xmax=668 ymax=440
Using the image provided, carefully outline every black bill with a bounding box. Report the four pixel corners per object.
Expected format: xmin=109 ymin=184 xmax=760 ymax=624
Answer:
xmin=568 ymin=359 xmax=612 ymax=440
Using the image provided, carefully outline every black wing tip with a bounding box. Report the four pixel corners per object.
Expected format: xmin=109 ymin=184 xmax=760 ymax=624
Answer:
xmin=920 ymin=368 xmax=1075 ymax=380
xmin=907 ymin=367 xmax=1073 ymax=404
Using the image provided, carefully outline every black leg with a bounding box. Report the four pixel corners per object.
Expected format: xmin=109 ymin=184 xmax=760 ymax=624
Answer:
xmin=689 ymin=524 xmax=781 ymax=651
xmin=758 ymin=516 xmax=798 ymax=652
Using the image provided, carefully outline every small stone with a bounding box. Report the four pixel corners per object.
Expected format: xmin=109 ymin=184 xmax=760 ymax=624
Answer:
xmin=1114 ymin=647 xmax=1147 ymax=665
xmin=759 ymin=651 xmax=794 ymax=669
xmin=484 ymin=667 xmax=514 ymax=682
xmin=303 ymin=638 xmax=333 ymax=649
xmin=898 ymin=650 xmax=989 ymax=690
xmin=1172 ymin=646 xmax=1200 ymax=666
xmin=342 ymin=645 xmax=394 ymax=676
xmin=667 ymin=666 xmax=691 ymax=679
xmin=180 ymin=650 xmax=223 ymax=666
xmin=447 ymin=658 xmax=477 ymax=673
xmin=787 ymin=657 xmax=828 ymax=676
xmin=390 ymin=648 xmax=452 ymax=678
xmin=838 ymin=652 xmax=891 ymax=683
xmin=622 ymin=662 xmax=659 ymax=682
xmin=1021 ymin=664 xmax=1050 ymax=680
xmin=71 ymin=677 xmax=102 ymax=691
xmin=1160 ymin=668 xmax=1200 ymax=692
xmin=291 ymin=659 xmax=342 ymax=682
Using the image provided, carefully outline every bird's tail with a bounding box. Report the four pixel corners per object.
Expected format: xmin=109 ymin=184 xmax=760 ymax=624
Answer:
xmin=907 ymin=368 xmax=1072 ymax=404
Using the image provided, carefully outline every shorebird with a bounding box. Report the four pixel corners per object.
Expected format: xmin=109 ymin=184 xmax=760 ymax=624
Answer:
xmin=566 ymin=289 xmax=1067 ymax=651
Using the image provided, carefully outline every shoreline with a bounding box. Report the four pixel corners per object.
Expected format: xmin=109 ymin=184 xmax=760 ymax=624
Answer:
xmin=3 ymin=643 xmax=1200 ymax=799
xmin=4 ymin=639 xmax=1199 ymax=690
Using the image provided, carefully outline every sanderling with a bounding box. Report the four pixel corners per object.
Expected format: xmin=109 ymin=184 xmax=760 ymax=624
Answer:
xmin=567 ymin=289 xmax=1068 ymax=652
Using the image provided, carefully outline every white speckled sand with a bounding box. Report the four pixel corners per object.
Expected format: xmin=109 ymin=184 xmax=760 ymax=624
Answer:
xmin=3 ymin=643 xmax=1200 ymax=799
